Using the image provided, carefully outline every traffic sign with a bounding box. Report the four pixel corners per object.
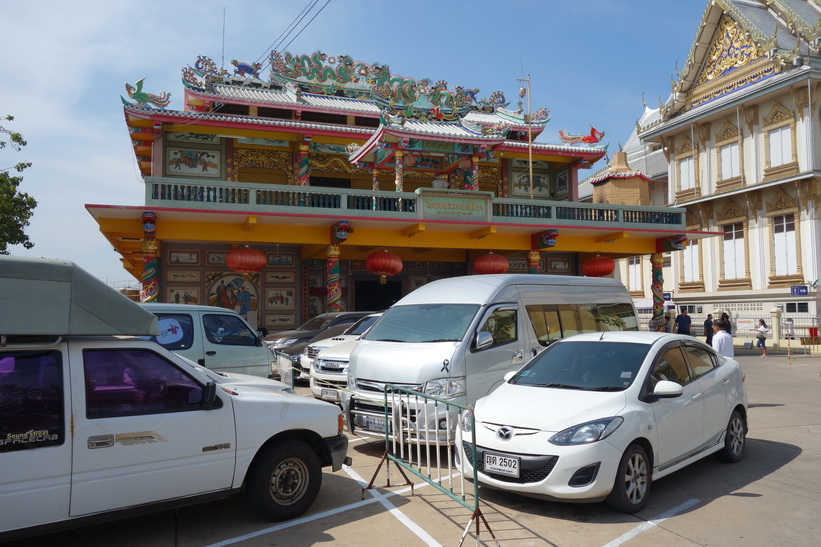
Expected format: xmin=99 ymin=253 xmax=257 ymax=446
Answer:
xmin=790 ymin=285 xmax=809 ymax=296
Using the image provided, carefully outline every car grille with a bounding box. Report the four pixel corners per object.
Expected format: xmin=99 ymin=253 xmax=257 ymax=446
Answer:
xmin=462 ymin=441 xmax=558 ymax=484
xmin=355 ymin=379 xmax=423 ymax=394
xmin=314 ymin=378 xmax=345 ymax=390
xmin=306 ymin=346 xmax=321 ymax=359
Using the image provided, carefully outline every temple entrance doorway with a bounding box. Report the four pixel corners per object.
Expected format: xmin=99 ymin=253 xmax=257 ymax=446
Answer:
xmin=354 ymin=279 xmax=403 ymax=311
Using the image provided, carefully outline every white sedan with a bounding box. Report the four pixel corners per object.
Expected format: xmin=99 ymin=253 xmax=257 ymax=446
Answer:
xmin=456 ymin=331 xmax=748 ymax=513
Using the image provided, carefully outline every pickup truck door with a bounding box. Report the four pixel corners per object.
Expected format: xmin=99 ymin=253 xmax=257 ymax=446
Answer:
xmin=0 ymin=348 xmax=72 ymax=531
xmin=69 ymin=345 xmax=236 ymax=516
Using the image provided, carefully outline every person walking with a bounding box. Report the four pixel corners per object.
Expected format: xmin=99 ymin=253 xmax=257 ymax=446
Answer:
xmin=674 ymin=308 xmax=692 ymax=335
xmin=704 ymin=314 xmax=714 ymax=346
xmin=712 ymin=320 xmax=734 ymax=357
xmin=756 ymin=319 xmax=770 ymax=357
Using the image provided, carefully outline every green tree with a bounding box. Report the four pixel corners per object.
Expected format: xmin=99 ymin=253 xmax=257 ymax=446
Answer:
xmin=0 ymin=115 xmax=37 ymax=254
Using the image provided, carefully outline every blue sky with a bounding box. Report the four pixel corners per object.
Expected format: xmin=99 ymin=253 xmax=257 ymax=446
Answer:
xmin=1 ymin=0 xmax=707 ymax=285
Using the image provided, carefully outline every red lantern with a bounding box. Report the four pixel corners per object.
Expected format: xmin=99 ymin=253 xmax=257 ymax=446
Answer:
xmin=582 ymin=255 xmax=615 ymax=277
xmin=458 ymin=157 xmax=472 ymax=170
xmin=473 ymin=251 xmax=509 ymax=274
xmin=366 ymin=249 xmax=403 ymax=284
xmin=226 ymin=245 xmax=266 ymax=276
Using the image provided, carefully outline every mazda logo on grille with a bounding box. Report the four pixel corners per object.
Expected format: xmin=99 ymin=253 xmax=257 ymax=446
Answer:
xmin=497 ymin=426 xmax=513 ymax=441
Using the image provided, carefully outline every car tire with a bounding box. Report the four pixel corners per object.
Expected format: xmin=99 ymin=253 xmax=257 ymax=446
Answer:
xmin=246 ymin=440 xmax=322 ymax=521
xmin=606 ymin=443 xmax=651 ymax=513
xmin=717 ymin=410 xmax=746 ymax=463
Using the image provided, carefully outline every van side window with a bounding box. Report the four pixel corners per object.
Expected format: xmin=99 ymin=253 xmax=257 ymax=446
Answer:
xmin=0 ymin=351 xmax=64 ymax=453
xmin=149 ymin=313 xmax=195 ymax=351
xmin=203 ymin=314 xmax=255 ymax=346
xmin=580 ymin=303 xmax=638 ymax=331
xmin=527 ymin=303 xmax=639 ymax=346
xmin=83 ymin=349 xmax=205 ymax=419
xmin=477 ymin=307 xmax=518 ymax=349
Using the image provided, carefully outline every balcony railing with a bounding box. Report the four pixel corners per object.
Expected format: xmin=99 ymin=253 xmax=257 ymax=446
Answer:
xmin=145 ymin=177 xmax=685 ymax=229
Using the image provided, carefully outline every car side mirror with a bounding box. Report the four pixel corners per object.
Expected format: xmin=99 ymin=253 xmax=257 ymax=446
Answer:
xmin=652 ymin=380 xmax=683 ymax=399
xmin=202 ymin=381 xmax=219 ymax=409
xmin=475 ymin=331 xmax=493 ymax=350
xmin=503 ymin=370 xmax=516 ymax=382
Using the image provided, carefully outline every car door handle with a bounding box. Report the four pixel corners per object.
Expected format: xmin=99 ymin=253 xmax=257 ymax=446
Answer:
xmin=88 ymin=434 xmax=114 ymax=449
xmin=691 ymin=392 xmax=702 ymax=401
xmin=722 ymin=378 xmax=730 ymax=386
xmin=206 ymin=351 xmax=216 ymax=356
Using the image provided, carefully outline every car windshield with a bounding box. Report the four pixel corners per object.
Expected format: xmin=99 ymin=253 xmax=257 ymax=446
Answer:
xmin=511 ymin=341 xmax=650 ymax=391
xmin=298 ymin=315 xmax=337 ymax=331
xmin=363 ymin=304 xmax=479 ymax=343
xmin=345 ymin=315 xmax=380 ymax=336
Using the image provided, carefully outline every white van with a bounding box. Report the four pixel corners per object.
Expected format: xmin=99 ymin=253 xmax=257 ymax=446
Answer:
xmin=140 ymin=303 xmax=275 ymax=378
xmin=345 ymin=274 xmax=638 ymax=437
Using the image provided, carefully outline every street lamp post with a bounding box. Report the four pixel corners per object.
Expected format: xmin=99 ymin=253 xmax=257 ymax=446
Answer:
xmin=517 ymin=75 xmax=533 ymax=200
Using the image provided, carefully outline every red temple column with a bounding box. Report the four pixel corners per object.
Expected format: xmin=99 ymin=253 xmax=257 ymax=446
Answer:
xmin=140 ymin=211 xmax=160 ymax=302
xmin=527 ymin=250 xmax=541 ymax=274
xmin=326 ymin=244 xmax=342 ymax=312
xmin=649 ymin=253 xmax=665 ymax=331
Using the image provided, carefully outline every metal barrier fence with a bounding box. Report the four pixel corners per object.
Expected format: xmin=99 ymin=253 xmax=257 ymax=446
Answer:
xmin=362 ymin=385 xmax=497 ymax=546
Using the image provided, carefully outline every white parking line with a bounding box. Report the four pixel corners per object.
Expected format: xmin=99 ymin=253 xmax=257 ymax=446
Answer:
xmin=602 ymin=498 xmax=701 ymax=547
xmin=204 ymin=465 xmax=445 ymax=547
xmin=345 ymin=465 xmax=443 ymax=547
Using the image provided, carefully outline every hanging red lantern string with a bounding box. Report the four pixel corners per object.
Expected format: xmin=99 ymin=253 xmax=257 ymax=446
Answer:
xmin=473 ymin=251 xmax=509 ymax=274
xmin=366 ymin=249 xmax=403 ymax=284
xmin=226 ymin=244 xmax=266 ymax=277
xmin=582 ymin=254 xmax=615 ymax=277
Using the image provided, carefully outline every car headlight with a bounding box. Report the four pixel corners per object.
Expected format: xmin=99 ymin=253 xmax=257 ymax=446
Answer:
xmin=347 ymin=369 xmax=355 ymax=389
xmin=303 ymin=346 xmax=310 ymax=355
xmin=549 ymin=416 xmax=623 ymax=446
xmin=423 ymin=377 xmax=466 ymax=399
xmin=460 ymin=411 xmax=473 ymax=433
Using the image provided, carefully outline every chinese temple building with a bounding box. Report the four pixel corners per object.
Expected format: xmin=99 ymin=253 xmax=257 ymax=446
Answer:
xmin=88 ymin=51 xmax=709 ymax=329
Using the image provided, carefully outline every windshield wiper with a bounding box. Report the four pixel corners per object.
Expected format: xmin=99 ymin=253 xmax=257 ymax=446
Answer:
xmin=374 ymin=338 xmax=406 ymax=342
xmin=423 ymin=338 xmax=461 ymax=343
xmin=530 ymin=383 xmax=581 ymax=389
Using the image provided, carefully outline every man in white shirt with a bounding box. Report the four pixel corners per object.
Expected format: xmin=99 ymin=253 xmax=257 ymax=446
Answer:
xmin=712 ymin=320 xmax=734 ymax=357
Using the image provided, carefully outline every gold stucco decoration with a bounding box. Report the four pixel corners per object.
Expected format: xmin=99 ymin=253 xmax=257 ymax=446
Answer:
xmin=715 ymin=120 xmax=739 ymax=142
xmin=696 ymin=16 xmax=764 ymax=86
xmin=231 ymin=148 xmax=293 ymax=182
xmin=764 ymin=102 xmax=794 ymax=125
xmin=766 ymin=188 xmax=798 ymax=213
xmin=717 ymin=199 xmax=746 ymax=222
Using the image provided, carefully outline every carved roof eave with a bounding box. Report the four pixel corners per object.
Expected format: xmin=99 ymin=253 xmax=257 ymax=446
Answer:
xmin=661 ymin=0 xmax=817 ymax=123
xmin=638 ymin=62 xmax=809 ymax=140
xmin=122 ymin=104 xmax=376 ymax=138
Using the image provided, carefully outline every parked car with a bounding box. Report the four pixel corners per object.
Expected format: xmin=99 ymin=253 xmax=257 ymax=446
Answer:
xmin=266 ymin=311 xmax=374 ymax=377
xmin=456 ymin=331 xmax=748 ymax=513
xmin=307 ymin=314 xmax=383 ymax=403
xmin=0 ymin=257 xmax=350 ymax=540
xmin=301 ymin=313 xmax=382 ymax=380
xmin=140 ymin=303 xmax=276 ymax=378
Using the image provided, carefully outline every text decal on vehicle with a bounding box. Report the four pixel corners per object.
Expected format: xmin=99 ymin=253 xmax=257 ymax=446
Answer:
xmin=202 ymin=443 xmax=232 ymax=452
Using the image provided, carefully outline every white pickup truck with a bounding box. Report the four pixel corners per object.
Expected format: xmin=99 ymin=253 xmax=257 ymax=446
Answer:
xmin=0 ymin=257 xmax=350 ymax=540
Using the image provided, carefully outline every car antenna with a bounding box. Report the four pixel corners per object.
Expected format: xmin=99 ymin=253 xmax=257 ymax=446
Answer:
xmin=599 ymin=331 xmax=605 ymax=340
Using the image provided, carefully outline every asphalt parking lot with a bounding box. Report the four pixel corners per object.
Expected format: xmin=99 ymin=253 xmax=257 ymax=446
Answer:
xmin=5 ymin=350 xmax=821 ymax=547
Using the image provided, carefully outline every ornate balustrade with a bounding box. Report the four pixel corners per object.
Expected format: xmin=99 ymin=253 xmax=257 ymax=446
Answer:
xmin=145 ymin=177 xmax=684 ymax=229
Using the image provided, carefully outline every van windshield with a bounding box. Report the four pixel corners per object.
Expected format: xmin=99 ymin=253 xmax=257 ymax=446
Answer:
xmin=363 ymin=304 xmax=479 ymax=343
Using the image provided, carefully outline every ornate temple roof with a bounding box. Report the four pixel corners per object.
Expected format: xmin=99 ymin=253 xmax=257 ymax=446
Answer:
xmin=640 ymin=0 xmax=821 ymax=134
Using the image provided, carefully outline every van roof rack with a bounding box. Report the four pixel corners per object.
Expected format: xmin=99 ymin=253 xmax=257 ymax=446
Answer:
xmin=0 ymin=256 xmax=159 ymax=336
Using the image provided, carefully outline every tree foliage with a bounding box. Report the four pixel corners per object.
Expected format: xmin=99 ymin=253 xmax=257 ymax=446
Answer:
xmin=0 ymin=115 xmax=37 ymax=254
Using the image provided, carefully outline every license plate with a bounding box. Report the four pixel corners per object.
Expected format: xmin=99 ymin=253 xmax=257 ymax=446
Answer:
xmin=364 ymin=415 xmax=387 ymax=433
xmin=320 ymin=388 xmax=339 ymax=401
xmin=484 ymin=452 xmax=520 ymax=478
